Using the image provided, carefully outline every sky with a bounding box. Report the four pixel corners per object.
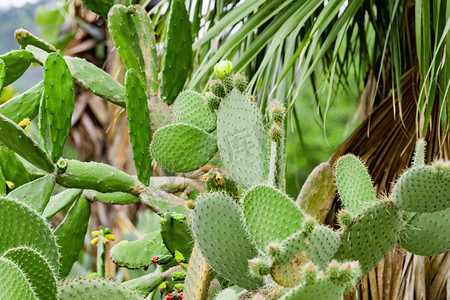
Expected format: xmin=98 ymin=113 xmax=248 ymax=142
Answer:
xmin=0 ymin=0 xmax=39 ymax=10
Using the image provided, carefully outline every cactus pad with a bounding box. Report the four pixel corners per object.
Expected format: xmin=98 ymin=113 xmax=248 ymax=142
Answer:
xmin=110 ymin=231 xmax=170 ymax=269
xmin=192 ymin=193 xmax=263 ymax=290
xmin=173 ymin=91 xmax=217 ymax=133
xmin=0 ymin=80 xmax=43 ymax=123
xmin=217 ymin=90 xmax=269 ymax=188
xmin=43 ymin=189 xmax=82 ymax=219
xmin=243 ymin=185 xmax=305 ymax=249
xmin=8 ymin=175 xmax=56 ymax=213
xmin=0 ymin=50 xmax=34 ymax=87
xmin=43 ymin=52 xmax=75 ymax=163
xmin=151 ymin=124 xmax=218 ymax=173
xmin=215 ymin=288 xmax=238 ymax=300
xmin=335 ymin=154 xmax=376 ymax=214
xmin=65 ymin=56 xmax=126 ymax=107
xmin=160 ymin=0 xmax=192 ymax=104
xmin=297 ymin=162 xmax=336 ymax=223
xmin=271 ymin=226 xmax=341 ymax=287
xmin=334 ymin=201 xmax=402 ymax=276
xmin=58 ymin=277 xmax=143 ymax=300
xmin=392 ymin=165 xmax=450 ymax=213
xmin=0 ymin=113 xmax=54 ymax=172
xmin=55 ymin=196 xmax=90 ymax=278
xmin=0 ymin=198 xmax=60 ymax=274
xmin=183 ymin=243 xmax=213 ymax=300
xmin=122 ymin=273 xmax=164 ymax=297
xmin=14 ymin=28 xmax=57 ymax=52
xmin=160 ymin=212 xmax=194 ymax=260
xmin=2 ymin=247 xmax=57 ymax=300
xmin=399 ymin=208 xmax=450 ymax=256
xmin=0 ymin=258 xmax=37 ymax=299
xmin=80 ymin=0 xmax=114 ymax=19
xmin=0 ymin=145 xmax=30 ymax=188
xmin=125 ymin=69 xmax=152 ymax=186
xmin=280 ymin=278 xmax=345 ymax=300
xmin=56 ymin=160 xmax=142 ymax=195
xmin=108 ymin=4 xmax=158 ymax=94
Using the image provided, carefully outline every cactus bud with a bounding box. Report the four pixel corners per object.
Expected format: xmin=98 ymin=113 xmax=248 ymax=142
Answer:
xmin=248 ymin=258 xmax=270 ymax=277
xmin=172 ymin=271 xmax=187 ymax=281
xmin=88 ymin=272 xmax=99 ymax=278
xmin=269 ymin=124 xmax=282 ymax=143
xmin=214 ymin=60 xmax=233 ymax=79
xmin=267 ymin=243 xmax=283 ymax=259
xmin=302 ymin=216 xmax=317 ymax=236
xmin=271 ymin=100 xmax=285 ymax=124
xmin=177 ymin=292 xmax=183 ymax=300
xmin=205 ymin=92 xmax=221 ymax=110
xmin=337 ymin=261 xmax=360 ymax=288
xmin=174 ymin=250 xmax=185 ymax=263
xmin=186 ymin=200 xmax=195 ymax=209
xmin=56 ymin=158 xmax=68 ymax=174
xmin=303 ymin=261 xmax=317 ymax=284
xmin=90 ymin=237 xmax=99 ymax=246
xmin=174 ymin=283 xmax=184 ymax=292
xmin=5 ymin=181 xmax=14 ymax=189
xmin=18 ymin=118 xmax=30 ymax=128
xmin=221 ymin=75 xmax=234 ymax=92
xmin=180 ymin=262 xmax=188 ymax=270
xmin=151 ymin=255 xmax=173 ymax=265
xmin=102 ymin=237 xmax=109 ymax=244
xmin=164 ymin=293 xmax=173 ymax=300
xmin=159 ymin=282 xmax=167 ymax=293
xmin=326 ymin=259 xmax=341 ymax=280
xmin=91 ymin=230 xmax=101 ymax=237
xmin=105 ymin=234 xmax=115 ymax=241
xmin=337 ymin=209 xmax=353 ymax=228
xmin=209 ymin=80 xmax=226 ymax=98
xmin=234 ymin=73 xmax=248 ymax=92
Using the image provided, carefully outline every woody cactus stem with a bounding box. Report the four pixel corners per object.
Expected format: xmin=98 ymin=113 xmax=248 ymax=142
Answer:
xmin=268 ymin=100 xmax=285 ymax=189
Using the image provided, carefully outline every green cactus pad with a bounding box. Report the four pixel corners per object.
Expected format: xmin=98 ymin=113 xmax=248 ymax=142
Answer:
xmin=81 ymin=190 xmax=139 ymax=205
xmin=392 ymin=166 xmax=450 ymax=213
xmin=14 ymin=29 xmax=57 ymax=52
xmin=399 ymin=208 xmax=450 ymax=256
xmin=160 ymin=0 xmax=192 ymax=105
xmin=217 ymin=90 xmax=269 ymax=188
xmin=215 ymin=288 xmax=238 ymax=300
xmin=173 ymin=91 xmax=217 ymax=133
xmin=43 ymin=189 xmax=82 ymax=219
xmin=38 ymin=93 xmax=49 ymax=152
xmin=0 ymin=168 xmax=5 ymax=195
xmin=334 ymin=201 xmax=402 ymax=276
xmin=0 ymin=59 xmax=5 ymax=89
xmin=271 ymin=226 xmax=341 ymax=287
xmin=122 ymin=273 xmax=164 ymax=297
xmin=183 ymin=243 xmax=213 ymax=300
xmin=65 ymin=56 xmax=126 ymax=107
xmin=280 ymin=278 xmax=345 ymax=300
xmin=55 ymin=196 xmax=90 ymax=278
xmin=192 ymin=193 xmax=263 ymax=290
xmin=56 ymin=160 xmax=142 ymax=195
xmin=25 ymin=45 xmax=48 ymax=64
xmin=58 ymin=277 xmax=143 ymax=300
xmin=335 ymin=154 xmax=377 ymax=214
xmin=0 ymin=145 xmax=30 ymax=188
xmin=7 ymin=175 xmax=56 ymax=213
xmin=160 ymin=212 xmax=194 ymax=261
xmin=2 ymin=247 xmax=57 ymax=300
xmin=0 ymin=113 xmax=54 ymax=172
xmin=0 ymin=198 xmax=60 ymax=273
xmin=0 ymin=81 xmax=43 ymax=124
xmin=80 ymin=0 xmax=114 ymax=19
xmin=412 ymin=139 xmax=426 ymax=167
xmin=110 ymin=231 xmax=170 ymax=269
xmin=0 ymin=258 xmax=37 ymax=300
xmin=43 ymin=52 xmax=75 ymax=162
xmin=125 ymin=69 xmax=152 ymax=186
xmin=151 ymin=124 xmax=218 ymax=173
xmin=243 ymin=185 xmax=305 ymax=250
xmin=108 ymin=4 xmax=158 ymax=94
xmin=297 ymin=162 xmax=336 ymax=223
xmin=0 ymin=50 xmax=34 ymax=87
